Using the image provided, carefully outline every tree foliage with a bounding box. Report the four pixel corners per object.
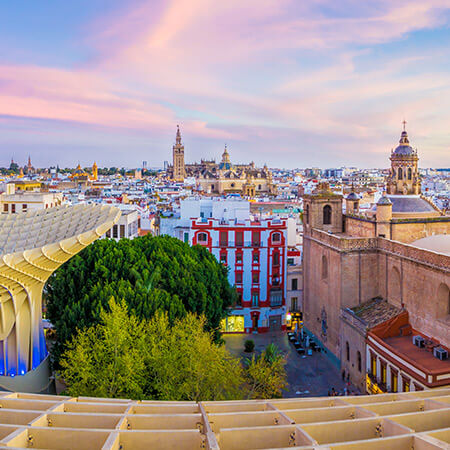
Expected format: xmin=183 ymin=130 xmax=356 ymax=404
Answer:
xmin=245 ymin=344 xmax=287 ymax=399
xmin=46 ymin=235 xmax=236 ymax=366
xmin=61 ymin=299 xmax=243 ymax=401
xmin=61 ymin=298 xmax=147 ymax=399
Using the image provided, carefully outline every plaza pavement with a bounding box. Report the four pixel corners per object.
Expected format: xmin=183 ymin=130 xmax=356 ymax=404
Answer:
xmin=224 ymin=331 xmax=358 ymax=398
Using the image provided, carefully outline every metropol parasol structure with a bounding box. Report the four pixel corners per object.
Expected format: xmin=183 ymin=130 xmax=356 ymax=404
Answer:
xmin=0 ymin=205 xmax=449 ymax=449
xmin=0 ymin=203 xmax=121 ymax=392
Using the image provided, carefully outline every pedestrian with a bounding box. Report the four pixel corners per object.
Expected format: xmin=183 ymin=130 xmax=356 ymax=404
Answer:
xmin=342 ymin=370 xmax=346 ymax=381
xmin=331 ymin=387 xmax=336 ymax=396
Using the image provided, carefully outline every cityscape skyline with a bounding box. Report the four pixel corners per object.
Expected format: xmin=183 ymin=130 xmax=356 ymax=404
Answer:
xmin=1 ymin=1 xmax=450 ymax=168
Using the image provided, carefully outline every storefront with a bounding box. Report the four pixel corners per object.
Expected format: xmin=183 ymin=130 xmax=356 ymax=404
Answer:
xmin=286 ymin=312 xmax=303 ymax=331
xmin=220 ymin=315 xmax=245 ymax=333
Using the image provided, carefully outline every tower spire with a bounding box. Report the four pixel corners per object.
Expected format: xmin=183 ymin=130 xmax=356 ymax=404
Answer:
xmin=176 ymin=125 xmax=182 ymax=145
xmin=402 ymin=119 xmax=407 ymax=132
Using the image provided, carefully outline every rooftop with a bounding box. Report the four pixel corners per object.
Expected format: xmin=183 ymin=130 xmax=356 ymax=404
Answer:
xmin=412 ymin=234 xmax=450 ymax=256
xmin=350 ymin=297 xmax=402 ymax=328
xmin=384 ymin=333 xmax=450 ymax=373
xmin=0 ymin=390 xmax=449 ymax=449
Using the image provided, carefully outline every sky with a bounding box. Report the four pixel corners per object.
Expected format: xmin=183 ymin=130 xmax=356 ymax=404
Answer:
xmin=0 ymin=0 xmax=449 ymax=169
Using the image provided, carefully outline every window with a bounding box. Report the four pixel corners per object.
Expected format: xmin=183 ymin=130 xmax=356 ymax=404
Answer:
xmin=120 ymin=224 xmax=125 ymax=238
xmin=287 ymin=257 xmax=294 ymax=266
xmin=357 ymin=351 xmax=362 ymax=372
xmin=235 ymin=231 xmax=243 ymax=247
xmin=398 ymin=167 xmax=403 ymax=180
xmin=408 ymin=168 xmax=412 ymax=180
xmin=273 ymin=252 xmax=280 ymax=266
xmin=252 ymin=272 xmax=259 ymax=284
xmin=112 ymin=225 xmax=118 ymax=238
xmin=236 ymin=291 xmax=243 ymax=306
xmin=252 ymin=231 xmax=260 ymax=247
xmin=3 ymin=204 xmax=8 ymax=212
xmin=323 ymin=205 xmax=331 ymax=225
xmin=391 ymin=371 xmax=398 ymax=393
xmin=402 ymin=376 xmax=410 ymax=392
xmin=346 ymin=341 xmax=350 ymax=361
xmin=235 ymin=272 xmax=243 ymax=284
xmin=291 ymin=297 xmax=298 ymax=311
xmin=197 ymin=232 xmax=208 ymax=242
xmin=22 ymin=204 xmax=27 ymax=211
xmin=258 ymin=184 xmax=262 ymax=190
xmin=251 ymin=293 xmax=259 ymax=307
xmin=272 ymin=232 xmax=281 ymax=243
xmin=219 ymin=231 xmax=228 ymax=247
xmin=270 ymin=289 xmax=282 ymax=307
xmin=381 ymin=361 xmax=387 ymax=384
xmin=236 ymin=253 xmax=243 ymax=264
xmin=371 ymin=354 xmax=377 ymax=377
xmin=273 ymin=276 xmax=280 ymax=285
xmin=252 ymin=253 xmax=259 ymax=264
xmin=322 ymin=255 xmax=328 ymax=279
xmin=184 ymin=232 xmax=189 ymax=243
xmin=354 ymin=201 xmax=358 ymax=210
xmin=11 ymin=204 xmax=16 ymax=213
xmin=220 ymin=253 xmax=227 ymax=264
xmin=220 ymin=315 xmax=244 ymax=332
xmin=106 ymin=229 xmax=111 ymax=238
xmin=305 ymin=204 xmax=309 ymax=225
xmin=291 ymin=278 xmax=298 ymax=291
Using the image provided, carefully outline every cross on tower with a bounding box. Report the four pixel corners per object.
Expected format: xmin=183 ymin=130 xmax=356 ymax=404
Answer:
xmin=402 ymin=120 xmax=407 ymax=131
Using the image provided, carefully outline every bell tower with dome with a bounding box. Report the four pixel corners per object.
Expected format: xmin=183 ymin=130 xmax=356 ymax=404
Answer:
xmin=386 ymin=122 xmax=421 ymax=195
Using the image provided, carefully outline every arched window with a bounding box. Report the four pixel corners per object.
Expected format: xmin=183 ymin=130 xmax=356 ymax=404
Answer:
xmin=408 ymin=168 xmax=412 ymax=180
xmin=305 ymin=204 xmax=309 ymax=225
xmin=346 ymin=341 xmax=350 ymax=361
xmin=357 ymin=351 xmax=362 ymax=372
xmin=272 ymin=232 xmax=281 ymax=243
xmin=437 ymin=283 xmax=450 ymax=318
xmin=321 ymin=255 xmax=328 ymax=279
xmin=398 ymin=167 xmax=403 ymax=180
xmin=197 ymin=232 xmax=208 ymax=243
xmin=323 ymin=205 xmax=332 ymax=225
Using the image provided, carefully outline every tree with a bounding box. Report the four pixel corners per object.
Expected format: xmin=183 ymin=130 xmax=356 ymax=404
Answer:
xmin=60 ymin=301 xmax=243 ymax=401
xmin=60 ymin=298 xmax=147 ymax=399
xmin=144 ymin=312 xmax=244 ymax=401
xmin=244 ymin=344 xmax=287 ymax=399
xmin=46 ymin=235 xmax=236 ymax=366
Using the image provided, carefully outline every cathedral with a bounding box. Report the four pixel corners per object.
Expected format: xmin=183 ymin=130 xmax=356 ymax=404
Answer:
xmin=302 ymin=125 xmax=449 ymax=394
xmin=167 ymin=126 xmax=277 ymax=196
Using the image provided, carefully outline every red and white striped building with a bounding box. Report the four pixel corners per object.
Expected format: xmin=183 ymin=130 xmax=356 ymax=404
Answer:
xmin=191 ymin=217 xmax=288 ymax=333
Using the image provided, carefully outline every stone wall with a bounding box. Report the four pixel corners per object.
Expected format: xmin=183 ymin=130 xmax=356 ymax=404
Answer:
xmin=345 ymin=216 xmax=376 ymax=238
xmin=303 ymin=230 xmax=450 ymax=365
xmin=340 ymin=308 xmax=367 ymax=391
xmin=391 ymin=219 xmax=450 ymax=243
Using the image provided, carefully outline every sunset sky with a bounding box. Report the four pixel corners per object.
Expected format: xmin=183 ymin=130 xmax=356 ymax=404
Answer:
xmin=1 ymin=0 xmax=449 ymax=168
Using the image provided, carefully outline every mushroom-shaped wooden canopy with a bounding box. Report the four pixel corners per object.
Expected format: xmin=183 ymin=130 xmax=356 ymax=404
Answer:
xmin=0 ymin=204 xmax=120 ymax=377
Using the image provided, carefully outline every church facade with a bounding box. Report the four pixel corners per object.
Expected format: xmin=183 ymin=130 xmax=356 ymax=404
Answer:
xmin=302 ymin=126 xmax=450 ymax=393
xmin=167 ymin=127 xmax=277 ymax=196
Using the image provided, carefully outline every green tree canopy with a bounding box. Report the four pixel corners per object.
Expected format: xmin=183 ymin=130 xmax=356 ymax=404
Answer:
xmin=61 ymin=298 xmax=243 ymax=401
xmin=245 ymin=344 xmax=287 ymax=399
xmin=46 ymin=234 xmax=236 ymax=366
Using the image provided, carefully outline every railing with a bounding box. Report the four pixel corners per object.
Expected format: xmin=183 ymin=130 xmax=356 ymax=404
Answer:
xmin=233 ymin=241 xmax=264 ymax=248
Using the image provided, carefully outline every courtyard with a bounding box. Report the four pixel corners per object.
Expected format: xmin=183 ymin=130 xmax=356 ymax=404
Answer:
xmin=224 ymin=331 xmax=357 ymax=398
